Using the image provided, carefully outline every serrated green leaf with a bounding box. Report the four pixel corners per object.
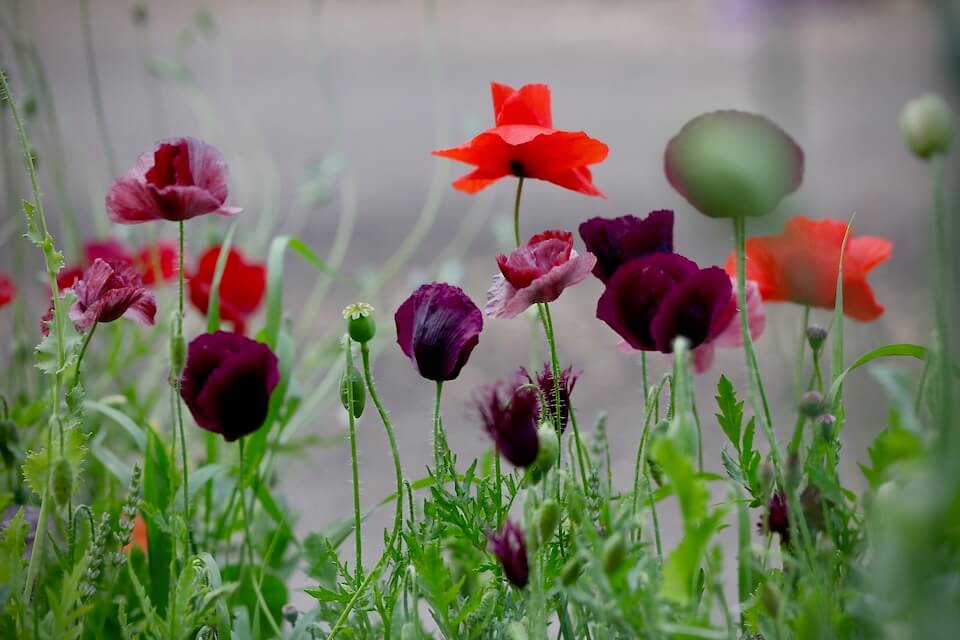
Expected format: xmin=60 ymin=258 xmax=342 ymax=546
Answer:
xmin=652 ymin=436 xmax=708 ymax=530
xmin=22 ymin=426 xmax=87 ymax=497
xmin=859 ymin=427 xmax=924 ymax=488
xmin=21 ymin=200 xmax=43 ymax=243
xmin=660 ymin=509 xmax=726 ymax=605
xmin=715 ymin=375 xmax=743 ymax=450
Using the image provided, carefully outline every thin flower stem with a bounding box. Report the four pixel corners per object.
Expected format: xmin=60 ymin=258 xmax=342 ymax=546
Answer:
xmin=930 ymin=155 xmax=954 ymax=453
xmin=433 ymin=380 xmax=444 ymax=477
xmin=344 ymin=338 xmax=363 ymax=583
xmin=237 ymin=439 xmax=256 ymax=574
xmin=512 ymin=176 xmax=525 ymax=246
xmin=174 ymin=220 xmax=193 ymax=552
xmin=79 ymin=0 xmax=117 ymax=176
xmin=70 ymin=324 xmax=97 ymax=415
xmin=359 ymin=343 xmax=404 ymax=555
xmin=733 ymin=216 xmax=783 ymax=476
xmin=792 ymin=306 xmax=810 ymax=401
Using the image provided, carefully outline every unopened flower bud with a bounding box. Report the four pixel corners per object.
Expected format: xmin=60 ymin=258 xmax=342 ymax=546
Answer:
xmin=817 ymin=414 xmax=836 ymax=441
xmin=537 ymin=499 xmax=560 ymax=543
xmin=806 ymin=325 xmax=827 ymax=352
xmin=506 ymin=621 xmax=530 ymax=640
xmin=282 ymin=604 xmax=299 ymax=626
xmin=339 ymin=364 xmax=366 ymax=418
xmin=560 ymin=556 xmax=583 ymax=586
xmin=799 ymin=390 xmax=826 ymax=418
xmin=602 ymin=532 xmax=626 ymax=575
xmin=758 ymin=459 xmax=775 ymax=492
xmin=343 ymin=302 xmax=376 ymax=343
xmin=901 ymin=93 xmax=953 ymax=159
xmin=533 ymin=423 xmax=559 ymax=474
xmin=53 ymin=458 xmax=73 ymax=507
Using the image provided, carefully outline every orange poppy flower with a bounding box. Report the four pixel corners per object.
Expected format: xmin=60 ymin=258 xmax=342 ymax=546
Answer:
xmin=124 ymin=514 xmax=148 ymax=554
xmin=432 ymin=82 xmax=608 ymax=197
xmin=724 ymin=216 xmax=892 ymax=321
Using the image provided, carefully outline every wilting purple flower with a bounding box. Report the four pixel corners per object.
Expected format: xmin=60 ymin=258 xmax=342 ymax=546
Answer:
xmin=68 ymin=259 xmax=157 ymax=332
xmin=760 ymin=490 xmax=791 ymax=545
xmin=523 ymin=363 xmax=577 ymax=434
xmin=106 ymin=137 xmax=241 ymax=224
xmin=395 ymin=282 xmax=483 ymax=382
xmin=485 ymin=230 xmax=595 ymax=319
xmin=488 ymin=520 xmax=530 ymax=587
xmin=597 ymin=253 xmax=734 ymax=353
xmin=477 ymin=379 xmax=540 ymax=468
xmin=180 ymin=331 xmax=280 ymax=441
xmin=578 ymin=210 xmax=674 ymax=282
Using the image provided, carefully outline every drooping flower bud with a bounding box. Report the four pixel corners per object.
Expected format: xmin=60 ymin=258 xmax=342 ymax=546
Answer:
xmin=901 ymin=94 xmax=953 ymax=159
xmin=488 ymin=520 xmax=529 ymax=588
xmin=282 ymin=604 xmax=299 ymax=627
xmin=537 ymin=499 xmax=560 ymax=543
xmin=343 ymin=302 xmax=376 ymax=344
xmin=340 ymin=364 xmax=366 ymax=418
xmin=798 ymin=390 xmax=826 ymax=418
xmin=806 ymin=325 xmax=828 ymax=352
xmin=602 ymin=532 xmax=626 ymax=575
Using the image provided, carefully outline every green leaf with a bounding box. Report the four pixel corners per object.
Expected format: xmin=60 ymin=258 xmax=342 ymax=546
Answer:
xmin=660 ymin=510 xmax=726 ymax=605
xmin=0 ymin=509 xmax=28 ymax=605
xmin=22 ymin=426 xmax=87 ymax=497
xmin=205 ymin=223 xmax=238 ymax=333
xmin=829 ymin=215 xmax=854 ymax=416
xmin=652 ymin=435 xmax=708 ymax=529
xmin=264 ymin=235 xmax=336 ymax=350
xmin=84 ymin=399 xmax=148 ymax=450
xmin=302 ymin=533 xmax=338 ymax=585
xmin=859 ymin=427 xmax=924 ymax=488
xmin=198 ymin=552 xmax=233 ymax=640
xmin=828 ymin=343 xmax=929 ymax=409
xmin=34 ymin=292 xmax=81 ymax=376
xmin=143 ymin=426 xmax=172 ymax=614
xmin=715 ymin=375 xmax=743 ymax=451
xmin=21 ymin=200 xmax=43 ymax=244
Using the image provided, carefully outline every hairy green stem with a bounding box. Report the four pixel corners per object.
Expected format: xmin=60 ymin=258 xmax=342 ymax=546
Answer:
xmin=173 ymin=221 xmax=192 ymax=552
xmin=433 ymin=381 xmax=444 ymax=476
xmin=512 ymin=176 xmax=525 ymax=246
xmin=345 ymin=339 xmax=363 ymax=582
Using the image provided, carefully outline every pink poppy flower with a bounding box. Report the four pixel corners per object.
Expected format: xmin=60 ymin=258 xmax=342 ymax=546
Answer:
xmin=106 ymin=137 xmax=241 ymax=224
xmin=690 ymin=278 xmax=766 ymax=373
xmin=485 ymin=230 xmax=596 ymax=319
xmin=69 ymin=259 xmax=157 ymax=332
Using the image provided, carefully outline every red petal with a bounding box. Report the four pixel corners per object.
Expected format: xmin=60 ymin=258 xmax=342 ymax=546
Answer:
xmin=451 ymin=166 xmax=508 ymax=194
xmin=492 ymin=82 xmax=553 ymax=128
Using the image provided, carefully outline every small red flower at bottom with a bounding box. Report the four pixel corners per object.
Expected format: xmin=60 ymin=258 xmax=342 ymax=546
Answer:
xmin=724 ymin=216 xmax=892 ymax=321
xmin=0 ymin=274 xmax=16 ymax=309
xmin=188 ymin=246 xmax=266 ymax=335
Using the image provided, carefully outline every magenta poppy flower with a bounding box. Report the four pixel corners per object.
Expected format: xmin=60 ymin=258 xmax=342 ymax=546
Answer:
xmin=761 ymin=490 xmax=791 ymax=545
xmin=180 ymin=331 xmax=280 ymax=441
xmin=68 ymin=259 xmax=157 ymax=332
xmin=690 ymin=278 xmax=766 ymax=373
xmin=488 ymin=520 xmax=530 ymax=588
xmin=485 ymin=230 xmax=596 ymax=319
xmin=597 ymin=253 xmax=734 ymax=353
xmin=0 ymin=274 xmax=15 ymax=309
xmin=476 ymin=379 xmax=540 ymax=468
xmin=106 ymin=137 xmax=241 ymax=224
xmin=395 ymin=283 xmax=483 ymax=382
xmin=522 ymin=363 xmax=577 ymax=434
xmin=578 ymin=210 xmax=674 ymax=282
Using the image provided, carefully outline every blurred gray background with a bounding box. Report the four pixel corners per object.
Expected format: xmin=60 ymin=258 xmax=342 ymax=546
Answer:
xmin=2 ymin=0 xmax=958 ymax=599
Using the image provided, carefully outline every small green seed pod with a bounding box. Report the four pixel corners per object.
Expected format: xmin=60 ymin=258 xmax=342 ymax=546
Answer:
xmin=53 ymin=458 xmax=73 ymax=507
xmin=560 ymin=556 xmax=583 ymax=586
xmin=533 ymin=423 xmax=559 ymax=474
xmin=901 ymin=93 xmax=953 ymax=159
xmin=339 ymin=365 xmax=366 ymax=418
xmin=343 ymin=302 xmax=376 ymax=344
xmin=602 ymin=532 xmax=626 ymax=575
xmin=537 ymin=499 xmax=560 ymax=543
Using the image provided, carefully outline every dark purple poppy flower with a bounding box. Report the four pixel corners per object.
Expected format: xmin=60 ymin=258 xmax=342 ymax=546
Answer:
xmin=180 ymin=331 xmax=280 ymax=442
xmin=68 ymin=259 xmax=157 ymax=332
xmin=578 ymin=210 xmax=674 ymax=282
xmin=477 ymin=379 xmax=540 ymax=468
xmin=395 ymin=282 xmax=483 ymax=382
xmin=760 ymin=490 xmax=791 ymax=545
xmin=597 ymin=253 xmax=734 ymax=353
xmin=488 ymin=520 xmax=530 ymax=588
xmin=523 ymin=363 xmax=577 ymax=434
xmin=106 ymin=137 xmax=241 ymax=224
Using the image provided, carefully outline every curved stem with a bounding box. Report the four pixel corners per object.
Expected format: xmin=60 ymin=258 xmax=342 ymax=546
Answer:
xmin=360 ymin=343 xmax=404 ymax=554
xmin=512 ymin=176 xmax=525 ymax=246
xmin=344 ymin=339 xmax=363 ymax=582
xmin=433 ymin=381 xmax=444 ymax=476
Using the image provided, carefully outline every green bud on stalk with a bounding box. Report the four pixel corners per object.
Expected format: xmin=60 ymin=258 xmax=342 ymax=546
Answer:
xmin=537 ymin=499 xmax=560 ymax=543
xmin=52 ymin=458 xmax=73 ymax=507
xmin=533 ymin=423 xmax=559 ymax=474
xmin=602 ymin=532 xmax=626 ymax=575
xmin=806 ymin=325 xmax=828 ymax=352
xmin=560 ymin=556 xmax=583 ymax=586
xmin=339 ymin=365 xmax=366 ymax=418
xmin=343 ymin=302 xmax=376 ymax=344
xmin=901 ymin=94 xmax=953 ymax=159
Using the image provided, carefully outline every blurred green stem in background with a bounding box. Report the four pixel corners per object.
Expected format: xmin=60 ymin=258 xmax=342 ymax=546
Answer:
xmin=929 ymin=155 xmax=955 ymax=456
xmin=345 ymin=337 xmax=363 ymax=583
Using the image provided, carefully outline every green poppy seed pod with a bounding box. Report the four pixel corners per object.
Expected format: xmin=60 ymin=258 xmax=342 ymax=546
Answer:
xmin=537 ymin=499 xmax=560 ymax=543
xmin=533 ymin=423 xmax=559 ymax=474
xmin=901 ymin=94 xmax=953 ymax=159
xmin=602 ymin=533 xmax=626 ymax=575
xmin=339 ymin=365 xmax=366 ymax=418
xmin=168 ymin=311 xmax=185 ymax=375
xmin=343 ymin=302 xmax=376 ymax=344
xmin=806 ymin=325 xmax=828 ymax=352
xmin=53 ymin=458 xmax=73 ymax=507
xmin=506 ymin=621 xmax=530 ymax=640
xmin=400 ymin=622 xmax=418 ymax=640
xmin=560 ymin=556 xmax=583 ymax=586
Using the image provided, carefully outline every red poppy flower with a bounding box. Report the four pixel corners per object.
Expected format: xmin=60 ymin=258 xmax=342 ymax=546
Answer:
xmin=0 ymin=274 xmax=16 ymax=309
xmin=123 ymin=514 xmax=149 ymax=554
xmin=134 ymin=241 xmax=179 ymax=286
xmin=485 ymin=230 xmax=596 ymax=318
xmin=724 ymin=216 xmax=892 ymax=321
xmin=432 ymin=82 xmax=608 ymax=196
xmin=188 ymin=246 xmax=266 ymax=335
xmin=106 ymin=137 xmax=241 ymax=224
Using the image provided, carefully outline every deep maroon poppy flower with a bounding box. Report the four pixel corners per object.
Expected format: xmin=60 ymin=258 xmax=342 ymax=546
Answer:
xmin=486 ymin=230 xmax=595 ymax=318
xmin=476 ymin=379 xmax=540 ymax=468
xmin=134 ymin=241 xmax=179 ymax=286
xmin=665 ymin=110 xmax=803 ymax=219
xmin=432 ymin=83 xmax=608 ymax=197
xmin=488 ymin=520 xmax=530 ymax=588
xmin=690 ymin=278 xmax=766 ymax=373
xmin=180 ymin=331 xmax=280 ymax=441
xmin=578 ymin=210 xmax=674 ymax=283
xmin=597 ymin=253 xmax=734 ymax=353
xmin=523 ymin=363 xmax=577 ymax=434
xmin=68 ymin=259 xmax=157 ymax=332
xmin=106 ymin=137 xmax=241 ymax=223
xmin=0 ymin=274 xmax=15 ymax=309
xmin=760 ymin=490 xmax=791 ymax=545
xmin=395 ymin=282 xmax=483 ymax=382
xmin=188 ymin=246 xmax=266 ymax=335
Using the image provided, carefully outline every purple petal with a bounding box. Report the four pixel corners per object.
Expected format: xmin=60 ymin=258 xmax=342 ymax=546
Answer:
xmin=578 ymin=210 xmax=674 ymax=282
xmin=711 ymin=278 xmax=766 ymax=348
xmin=650 ymin=266 xmax=734 ymax=352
